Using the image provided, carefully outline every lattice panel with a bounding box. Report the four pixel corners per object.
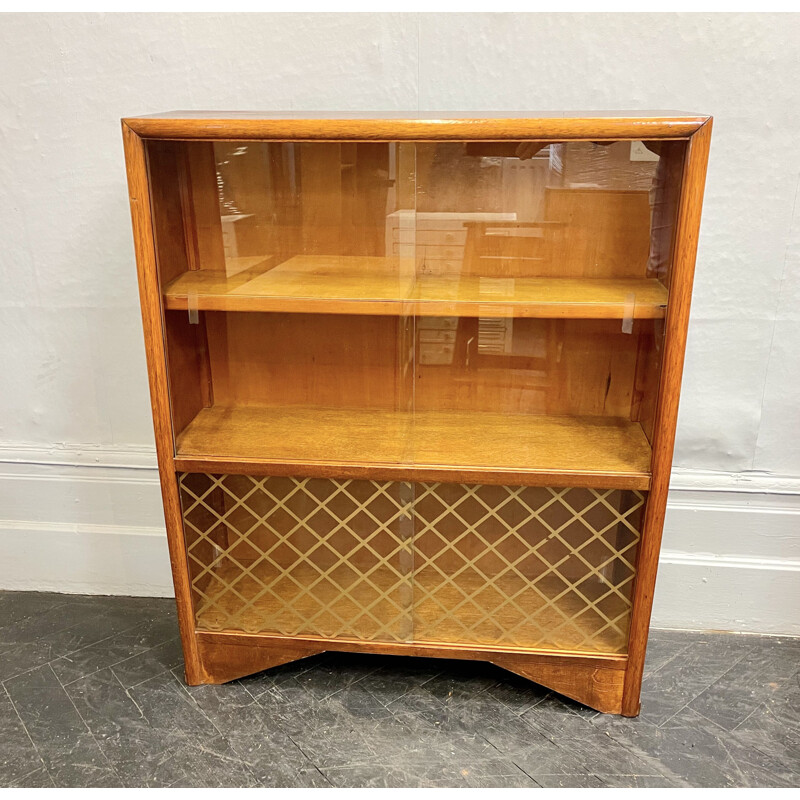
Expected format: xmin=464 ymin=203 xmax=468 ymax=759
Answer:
xmin=179 ymin=474 xmax=414 ymax=642
xmin=178 ymin=474 xmax=643 ymax=654
xmin=412 ymin=484 xmax=643 ymax=654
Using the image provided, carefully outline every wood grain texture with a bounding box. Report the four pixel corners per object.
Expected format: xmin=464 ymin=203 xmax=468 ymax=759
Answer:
xmin=183 ymin=142 xmax=226 ymax=271
xmin=622 ymin=119 xmax=713 ymax=717
xmin=190 ymin=312 xmax=646 ymax=423
xmin=201 ymin=312 xmax=410 ymax=415
xmin=121 ymin=123 xmax=203 ymax=683
xmin=163 ymin=257 xmax=668 ymax=319
xmin=492 ymin=652 xmax=625 ymax=714
xmin=122 ymin=111 xmax=709 ymax=141
xmin=195 ymin=629 xmax=627 ymax=663
xmin=163 ymin=312 xmax=211 ymax=435
xmin=416 ymin=318 xmax=644 ymax=419
xmin=174 ymin=404 xmax=652 ymax=490
xmin=193 ymin=630 xmax=625 ymax=711
xmin=124 ymin=113 xmax=711 ymax=715
xmin=192 ymin=563 xmax=636 ymax=657
xmin=173 ymin=457 xmax=650 ymax=491
xmin=194 ymin=634 xmax=324 ymax=685
xmin=542 ymin=188 xmax=652 ymax=278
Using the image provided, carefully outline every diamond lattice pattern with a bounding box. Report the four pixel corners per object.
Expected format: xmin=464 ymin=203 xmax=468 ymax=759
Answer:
xmin=179 ymin=474 xmax=644 ymax=654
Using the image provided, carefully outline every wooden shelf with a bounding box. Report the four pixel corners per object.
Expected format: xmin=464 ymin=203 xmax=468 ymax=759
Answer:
xmin=175 ymin=405 xmax=652 ymax=490
xmin=195 ymin=562 xmax=628 ymax=654
xmin=163 ymin=256 xmax=668 ymax=319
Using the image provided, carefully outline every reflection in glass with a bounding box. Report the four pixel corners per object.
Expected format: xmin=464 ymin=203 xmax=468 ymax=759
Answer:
xmin=145 ymin=136 xmax=685 ymax=656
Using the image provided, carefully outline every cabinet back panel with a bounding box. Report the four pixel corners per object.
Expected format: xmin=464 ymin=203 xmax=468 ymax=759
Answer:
xmin=199 ymin=311 xmax=650 ymax=418
xmin=159 ymin=140 xmax=680 ymax=284
xmin=204 ymin=311 xmax=411 ymax=411
xmin=416 ymin=318 xmax=645 ymax=418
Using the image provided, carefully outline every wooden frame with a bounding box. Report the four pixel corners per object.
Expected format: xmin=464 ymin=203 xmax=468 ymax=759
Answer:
xmin=123 ymin=112 xmax=711 ymax=715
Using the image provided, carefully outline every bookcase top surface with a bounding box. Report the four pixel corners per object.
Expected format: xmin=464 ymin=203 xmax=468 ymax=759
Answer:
xmin=122 ymin=110 xmax=710 ymax=140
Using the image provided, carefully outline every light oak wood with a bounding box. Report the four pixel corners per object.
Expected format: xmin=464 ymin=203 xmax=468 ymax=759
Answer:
xmin=416 ymin=318 xmax=646 ymax=420
xmin=123 ymin=112 xmax=710 ymax=715
xmin=195 ymin=634 xmax=325 ymax=685
xmin=203 ymin=312 xmax=409 ymax=413
xmin=543 ymin=188 xmax=652 ymax=278
xmin=193 ymin=563 xmax=634 ymax=655
xmin=122 ymin=123 xmax=203 ymax=683
xmin=123 ymin=111 xmax=710 ymax=141
xmin=175 ymin=404 xmax=652 ymax=490
xmin=193 ymin=631 xmax=626 ymax=713
xmin=622 ymin=119 xmax=713 ymax=716
xmin=183 ymin=143 xmax=226 ymax=271
xmin=164 ymin=256 xmax=668 ymax=319
xmin=196 ymin=312 xmax=647 ymax=421
xmin=493 ymin=651 xmax=626 ymax=714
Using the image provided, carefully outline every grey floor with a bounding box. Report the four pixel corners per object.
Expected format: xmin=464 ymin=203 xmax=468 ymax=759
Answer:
xmin=0 ymin=591 xmax=798 ymax=788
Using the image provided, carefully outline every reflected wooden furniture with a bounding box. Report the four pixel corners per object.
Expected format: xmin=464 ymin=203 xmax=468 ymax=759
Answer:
xmin=122 ymin=112 xmax=711 ymax=715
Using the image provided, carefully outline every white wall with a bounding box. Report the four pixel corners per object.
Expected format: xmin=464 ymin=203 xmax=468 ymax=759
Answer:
xmin=1 ymin=13 xmax=798 ymax=633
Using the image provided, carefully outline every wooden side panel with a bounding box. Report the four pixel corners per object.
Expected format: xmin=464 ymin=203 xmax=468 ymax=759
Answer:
xmin=647 ymin=141 xmax=688 ymax=283
xmin=185 ymin=143 xmax=225 ymax=271
xmin=622 ymin=121 xmax=712 ymax=716
xmin=122 ymin=123 xmax=203 ymax=683
xmin=630 ymin=321 xmax=663 ymax=444
xmin=213 ymin=141 xmax=274 ymax=260
xmin=146 ymin=141 xmax=190 ymax=285
xmin=147 ymin=141 xmax=213 ymax=437
xmin=163 ymin=312 xmax=212 ymax=437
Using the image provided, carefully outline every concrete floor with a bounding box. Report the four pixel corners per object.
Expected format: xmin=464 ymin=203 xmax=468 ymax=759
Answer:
xmin=0 ymin=591 xmax=798 ymax=787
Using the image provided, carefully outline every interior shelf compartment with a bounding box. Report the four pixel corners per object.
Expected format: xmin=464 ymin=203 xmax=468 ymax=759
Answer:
xmin=174 ymin=405 xmax=652 ymax=490
xmin=193 ymin=560 xmax=631 ymax=655
xmin=163 ymin=255 xmax=668 ymax=319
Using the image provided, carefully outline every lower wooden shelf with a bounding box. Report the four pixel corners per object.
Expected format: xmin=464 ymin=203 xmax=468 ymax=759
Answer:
xmin=193 ymin=561 xmax=630 ymax=655
xmin=174 ymin=405 xmax=652 ymax=490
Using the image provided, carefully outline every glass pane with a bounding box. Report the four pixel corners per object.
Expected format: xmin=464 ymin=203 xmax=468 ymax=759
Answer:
xmin=179 ymin=473 xmax=414 ymax=642
xmin=412 ymin=483 xmax=644 ymax=654
xmin=147 ymin=141 xmax=419 ymax=642
xmin=146 ymin=137 xmax=686 ymax=655
xmin=409 ymin=140 xmax=685 ymax=479
xmin=146 ymin=140 xmax=417 ymax=468
xmin=406 ymin=140 xmax=682 ymax=655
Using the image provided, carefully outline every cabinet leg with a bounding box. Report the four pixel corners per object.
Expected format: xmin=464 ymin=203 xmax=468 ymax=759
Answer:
xmin=191 ymin=634 xmax=325 ymax=685
xmin=182 ymin=633 xmax=633 ymax=716
xmin=490 ymin=652 xmax=628 ymax=715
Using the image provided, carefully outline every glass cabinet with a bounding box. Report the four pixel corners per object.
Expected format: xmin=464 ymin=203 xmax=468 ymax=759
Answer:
xmin=123 ymin=113 xmax=711 ymax=715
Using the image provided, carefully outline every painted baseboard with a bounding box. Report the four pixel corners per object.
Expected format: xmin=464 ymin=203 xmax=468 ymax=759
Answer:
xmin=0 ymin=520 xmax=173 ymax=597
xmin=1 ymin=445 xmax=798 ymax=635
xmin=0 ymin=446 xmax=172 ymax=597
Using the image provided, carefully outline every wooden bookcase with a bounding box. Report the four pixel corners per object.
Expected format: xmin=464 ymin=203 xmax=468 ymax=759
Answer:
xmin=122 ymin=112 xmax=711 ymax=715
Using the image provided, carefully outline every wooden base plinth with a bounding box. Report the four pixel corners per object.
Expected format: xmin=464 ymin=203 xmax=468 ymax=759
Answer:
xmin=191 ymin=632 xmax=630 ymax=715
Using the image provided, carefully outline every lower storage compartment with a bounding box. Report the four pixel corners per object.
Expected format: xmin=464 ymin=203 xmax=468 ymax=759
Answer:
xmin=179 ymin=473 xmax=644 ymax=656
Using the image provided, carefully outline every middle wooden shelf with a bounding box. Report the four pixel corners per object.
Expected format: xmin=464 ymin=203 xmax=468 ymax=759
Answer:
xmin=174 ymin=405 xmax=653 ymax=490
xmin=163 ymin=255 xmax=668 ymax=319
